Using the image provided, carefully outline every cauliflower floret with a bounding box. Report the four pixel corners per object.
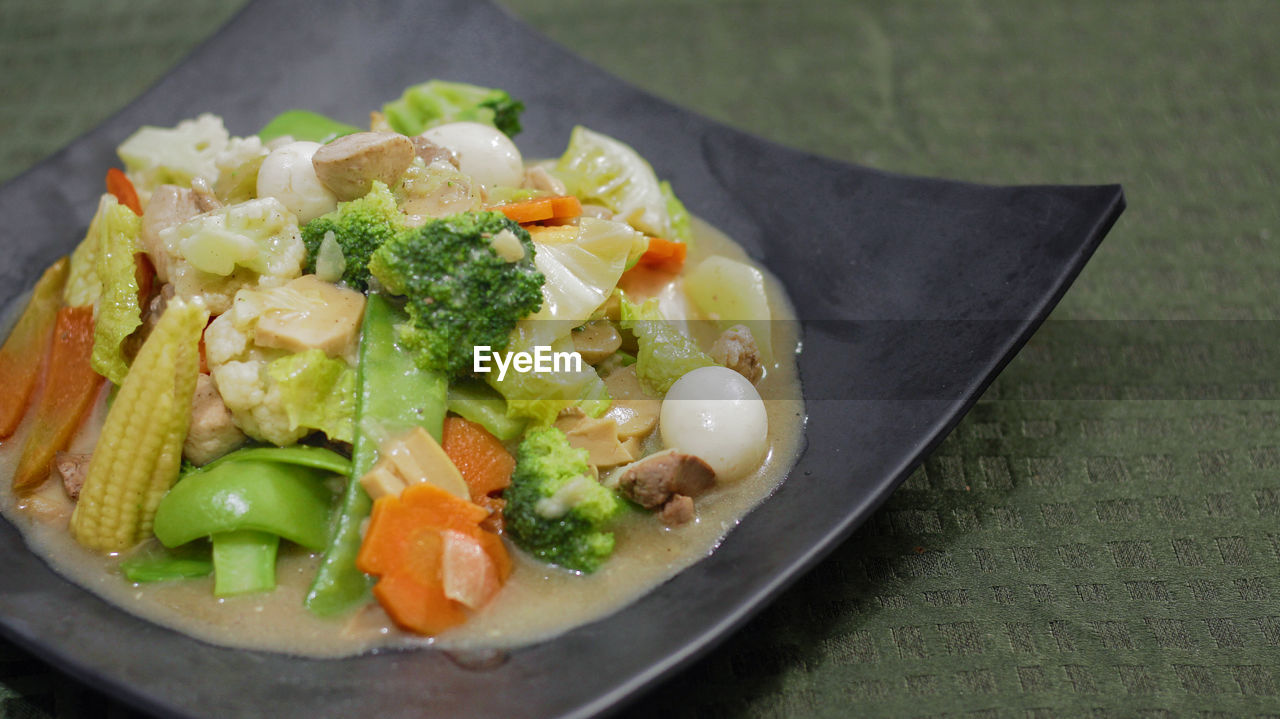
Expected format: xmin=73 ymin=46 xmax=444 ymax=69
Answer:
xmin=118 ymin=113 xmax=230 ymax=203
xmin=213 ymin=135 xmax=271 ymax=204
xmin=157 ymin=197 xmax=305 ymax=315
xmin=205 ymin=276 xmax=364 ymax=446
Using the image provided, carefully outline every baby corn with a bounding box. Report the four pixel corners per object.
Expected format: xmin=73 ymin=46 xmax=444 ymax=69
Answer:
xmin=70 ymin=298 xmax=208 ymax=552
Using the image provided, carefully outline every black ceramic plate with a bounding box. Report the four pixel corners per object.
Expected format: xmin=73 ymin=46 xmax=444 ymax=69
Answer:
xmin=0 ymin=0 xmax=1124 ymax=717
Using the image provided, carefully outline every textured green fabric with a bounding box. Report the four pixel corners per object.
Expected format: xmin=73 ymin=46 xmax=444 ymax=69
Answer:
xmin=1 ymin=1 xmax=1278 ymax=717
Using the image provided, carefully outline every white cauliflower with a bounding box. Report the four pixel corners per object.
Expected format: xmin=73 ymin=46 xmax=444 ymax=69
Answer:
xmin=204 ymin=276 xmax=364 ymax=446
xmin=213 ymin=135 xmax=271 ymax=204
xmin=118 ymin=113 xmax=230 ymax=203
xmin=158 ymin=197 xmax=306 ymax=314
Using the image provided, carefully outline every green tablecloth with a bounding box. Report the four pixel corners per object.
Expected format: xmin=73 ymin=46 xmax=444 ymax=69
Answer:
xmin=1 ymin=1 xmax=1276 ymax=716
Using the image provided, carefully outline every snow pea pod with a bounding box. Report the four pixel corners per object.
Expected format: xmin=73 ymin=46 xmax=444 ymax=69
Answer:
xmin=153 ymin=459 xmax=334 ymax=549
xmin=305 ymin=293 xmax=448 ymax=616
xmin=258 ymin=109 xmax=360 ymax=144
xmin=152 ymin=454 xmax=339 ymax=596
xmin=200 ymin=444 xmax=352 ymax=476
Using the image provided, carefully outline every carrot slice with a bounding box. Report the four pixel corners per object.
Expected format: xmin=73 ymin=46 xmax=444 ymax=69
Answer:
xmin=548 ymin=195 xmax=583 ymax=219
xmin=0 ymin=258 xmax=69 ymax=438
xmin=474 ymin=529 xmax=512 ymax=582
xmin=356 ymin=483 xmax=507 ymax=636
xmin=372 ymin=557 xmax=467 ymax=636
xmin=492 ymin=195 xmax=582 ymax=224
xmin=441 ymin=416 xmax=515 ymax=501
xmin=636 ymin=237 xmax=687 ymax=273
xmin=13 ymin=306 xmax=106 ymax=492
xmin=106 ymin=168 xmax=142 ymax=215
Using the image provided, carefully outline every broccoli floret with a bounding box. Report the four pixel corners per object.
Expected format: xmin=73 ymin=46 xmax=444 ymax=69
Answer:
xmin=382 ymin=80 xmax=525 ymax=138
xmin=300 ymin=181 xmax=403 ymax=291
xmin=504 ymin=427 xmax=624 ymax=572
xmin=368 ymin=211 xmax=544 ymax=377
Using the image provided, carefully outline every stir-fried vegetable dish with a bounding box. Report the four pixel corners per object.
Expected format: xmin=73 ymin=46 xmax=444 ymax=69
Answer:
xmin=0 ymin=79 xmax=798 ymax=650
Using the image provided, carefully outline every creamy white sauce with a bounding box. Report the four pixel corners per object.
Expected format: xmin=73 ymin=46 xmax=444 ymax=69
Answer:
xmin=0 ymin=217 xmax=805 ymax=658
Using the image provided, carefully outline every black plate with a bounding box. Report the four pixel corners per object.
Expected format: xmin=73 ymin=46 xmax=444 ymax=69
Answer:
xmin=0 ymin=0 xmax=1124 ymax=716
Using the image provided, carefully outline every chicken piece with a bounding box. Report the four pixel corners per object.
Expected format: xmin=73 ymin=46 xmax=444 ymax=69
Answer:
xmin=522 ymin=165 xmax=566 ymax=195
xmin=185 ymin=373 xmax=247 ymax=465
xmin=554 ymin=411 xmax=638 ymax=469
xmin=602 ymin=366 xmax=661 ymax=439
xmin=54 ymin=452 xmax=92 ymax=501
xmin=253 ymin=275 xmax=366 ymax=359
xmin=312 ymin=131 xmax=416 ymax=201
xmin=190 ymin=176 xmax=223 ymax=213
xmin=710 ymin=325 xmax=764 ymax=384
xmin=658 ymin=494 xmax=695 ymax=526
xmin=571 ymin=320 xmax=622 ymax=365
xmin=121 ymin=283 xmax=173 ymax=363
xmin=140 ymin=185 xmax=204 ymax=283
xmin=612 ymin=449 xmax=716 ymax=526
xmin=411 ymin=135 xmax=459 ymax=168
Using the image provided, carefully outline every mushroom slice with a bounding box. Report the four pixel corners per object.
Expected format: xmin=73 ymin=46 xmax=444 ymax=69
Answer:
xmin=312 ymin=131 xmax=415 ymax=201
xmin=602 ymin=366 xmax=661 ymax=440
xmin=571 ymin=320 xmax=623 ymax=365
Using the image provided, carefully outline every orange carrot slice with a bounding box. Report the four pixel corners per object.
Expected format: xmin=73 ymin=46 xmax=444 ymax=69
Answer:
xmin=0 ymin=258 xmax=68 ymax=438
xmin=636 ymin=237 xmax=687 ymax=273
xmin=356 ymin=483 xmax=507 ymax=635
xmin=492 ymin=195 xmax=582 ymax=224
xmin=13 ymin=306 xmax=106 ymax=492
xmin=106 ymin=168 xmax=142 ymax=215
xmin=441 ymin=416 xmax=515 ymax=501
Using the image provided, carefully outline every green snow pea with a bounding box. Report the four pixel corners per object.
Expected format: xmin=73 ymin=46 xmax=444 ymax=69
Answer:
xmin=258 ymin=109 xmax=360 ymax=144
xmin=304 ymin=293 xmax=447 ymax=616
xmin=153 ymin=451 xmax=342 ymax=596
xmin=119 ymin=541 xmax=213 ymax=584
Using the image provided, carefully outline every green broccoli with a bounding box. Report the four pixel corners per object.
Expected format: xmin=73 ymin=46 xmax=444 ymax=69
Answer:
xmin=382 ymin=80 xmax=525 ymax=137
xmin=504 ymin=427 xmax=624 ymax=573
xmin=300 ymin=181 xmax=402 ymax=290
xmin=367 ymin=211 xmax=544 ymax=378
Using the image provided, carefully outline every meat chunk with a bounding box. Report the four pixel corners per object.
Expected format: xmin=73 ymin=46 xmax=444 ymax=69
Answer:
xmin=411 ymin=135 xmax=459 ymax=168
xmin=614 ymin=449 xmax=716 ymax=525
xmin=185 ymin=374 xmax=247 ymax=465
xmin=190 ymin=176 xmax=223 ymax=213
xmin=312 ymin=131 xmax=416 ymax=200
xmin=522 ymin=165 xmax=566 ymax=195
xmin=710 ymin=325 xmax=764 ymax=384
xmin=140 ymin=185 xmax=204 ymax=282
xmin=54 ymin=452 xmax=92 ymax=501
xmin=658 ymin=494 xmax=696 ymax=526
xmin=121 ymin=283 xmax=173 ymax=363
